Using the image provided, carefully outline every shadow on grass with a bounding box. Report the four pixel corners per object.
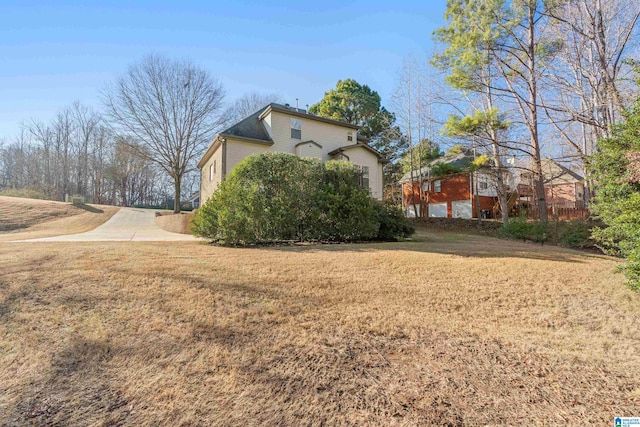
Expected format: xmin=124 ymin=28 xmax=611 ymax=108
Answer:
xmin=74 ymin=204 xmax=104 ymax=214
xmin=3 ymin=266 xmax=635 ymax=426
xmin=6 ymin=336 xmax=131 ymax=425
xmin=244 ymin=232 xmax=606 ymax=264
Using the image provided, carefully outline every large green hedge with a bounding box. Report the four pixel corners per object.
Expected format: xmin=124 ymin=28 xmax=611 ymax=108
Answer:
xmin=191 ymin=153 xmax=414 ymax=245
xmin=589 ymin=98 xmax=640 ymax=291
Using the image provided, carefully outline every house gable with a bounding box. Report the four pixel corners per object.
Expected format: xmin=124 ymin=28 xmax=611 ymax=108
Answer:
xmin=540 ymin=159 xmax=583 ymax=185
xmin=295 ymin=140 xmax=322 ymax=159
xmin=328 ymin=143 xmax=388 ymax=164
xmin=330 ymin=145 xmax=384 ymax=199
xmin=264 ymin=109 xmax=358 ymax=160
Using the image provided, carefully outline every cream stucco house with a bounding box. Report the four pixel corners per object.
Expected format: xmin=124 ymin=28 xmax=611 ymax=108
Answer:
xmin=197 ymin=103 xmax=387 ymax=203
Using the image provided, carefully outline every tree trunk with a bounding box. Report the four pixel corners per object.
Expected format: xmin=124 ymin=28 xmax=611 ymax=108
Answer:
xmin=491 ymin=149 xmax=509 ymax=225
xmin=485 ymin=64 xmax=509 ymax=226
xmin=488 ymin=131 xmax=509 ymax=225
xmin=173 ymin=175 xmax=182 ymax=213
xmin=528 ymin=5 xmax=548 ymax=222
xmin=120 ymin=177 xmax=128 ymax=207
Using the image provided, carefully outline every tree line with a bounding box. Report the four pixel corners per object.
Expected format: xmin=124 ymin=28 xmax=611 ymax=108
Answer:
xmin=0 ymin=102 xmax=165 ymax=206
xmin=0 ymin=56 xmax=226 ymax=211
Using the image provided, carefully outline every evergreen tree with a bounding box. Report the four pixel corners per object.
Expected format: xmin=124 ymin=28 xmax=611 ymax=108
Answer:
xmin=590 ymin=98 xmax=640 ymax=290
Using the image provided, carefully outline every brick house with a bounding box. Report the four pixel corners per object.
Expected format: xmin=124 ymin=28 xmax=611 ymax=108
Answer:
xmin=402 ymin=154 xmax=589 ymax=220
xmin=400 ymin=149 xmax=499 ymax=219
xmin=512 ymin=158 xmax=588 ymax=219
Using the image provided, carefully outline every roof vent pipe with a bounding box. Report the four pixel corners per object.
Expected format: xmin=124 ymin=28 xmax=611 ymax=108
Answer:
xmin=296 ymin=98 xmax=299 ymax=111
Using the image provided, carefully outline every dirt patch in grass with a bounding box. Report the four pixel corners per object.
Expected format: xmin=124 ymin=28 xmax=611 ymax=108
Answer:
xmin=0 ymin=196 xmax=119 ymax=241
xmin=155 ymin=211 xmax=194 ymax=235
xmin=0 ymin=233 xmax=638 ymax=425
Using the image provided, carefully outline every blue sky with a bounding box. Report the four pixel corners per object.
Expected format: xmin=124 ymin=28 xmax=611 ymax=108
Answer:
xmin=0 ymin=0 xmax=447 ymax=138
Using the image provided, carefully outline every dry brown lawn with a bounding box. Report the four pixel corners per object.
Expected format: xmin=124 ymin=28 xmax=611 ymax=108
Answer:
xmin=1 ymin=230 xmax=639 ymax=425
xmin=0 ymin=196 xmax=119 ymax=242
xmin=155 ymin=212 xmax=194 ymax=235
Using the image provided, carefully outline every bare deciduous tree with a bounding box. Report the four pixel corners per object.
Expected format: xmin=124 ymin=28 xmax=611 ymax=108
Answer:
xmin=220 ymin=91 xmax=283 ymax=129
xmin=71 ymin=102 xmax=102 ymax=196
xmin=2 ymin=100 xmax=168 ymax=206
xmin=541 ymin=0 xmax=640 ymax=199
xmin=103 ymin=55 xmax=225 ymax=212
xmin=391 ymin=56 xmax=423 ymax=218
xmin=107 ymin=138 xmax=160 ymax=207
xmin=547 ymin=0 xmax=639 ymax=138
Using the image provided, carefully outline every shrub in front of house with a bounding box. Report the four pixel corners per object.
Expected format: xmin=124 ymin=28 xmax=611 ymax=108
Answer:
xmin=191 ymin=153 xmax=415 ymax=245
xmin=556 ymin=220 xmax=593 ymax=249
xmin=374 ymin=200 xmax=415 ymax=240
xmin=310 ymin=160 xmax=379 ymax=241
xmin=500 ymin=218 xmax=598 ymax=248
xmin=500 ymin=217 xmax=549 ymax=243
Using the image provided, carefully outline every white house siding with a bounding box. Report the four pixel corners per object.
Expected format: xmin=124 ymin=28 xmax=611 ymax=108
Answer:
xmin=267 ymin=111 xmax=353 ymax=160
xmin=200 ymin=142 xmax=224 ymax=204
xmin=200 ymin=138 xmax=269 ymax=203
xmin=225 ymin=138 xmax=270 ymax=174
xmin=296 ymin=142 xmax=322 ymax=159
xmin=475 ymin=171 xmax=499 ymax=197
xmin=343 ymin=146 xmax=383 ymax=200
xmin=262 ymin=112 xmax=272 ymax=138
xmin=199 ymin=109 xmax=385 ymax=203
xmin=575 ymin=182 xmax=584 ymax=202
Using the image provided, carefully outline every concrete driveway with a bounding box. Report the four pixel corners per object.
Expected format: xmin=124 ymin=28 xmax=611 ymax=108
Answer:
xmin=17 ymin=207 xmax=198 ymax=242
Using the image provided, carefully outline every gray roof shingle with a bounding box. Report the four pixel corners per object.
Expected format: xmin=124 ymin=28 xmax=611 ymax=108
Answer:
xmin=220 ymin=107 xmax=273 ymax=143
xmin=399 ymin=148 xmax=475 ymax=182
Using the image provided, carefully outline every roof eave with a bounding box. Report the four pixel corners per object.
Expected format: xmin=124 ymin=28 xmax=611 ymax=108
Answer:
xmin=295 ymin=140 xmax=323 ymax=149
xmin=197 ymin=136 xmax=222 ymax=169
xmin=219 ymin=133 xmax=274 ymax=146
xmin=329 ymin=143 xmax=389 ymax=164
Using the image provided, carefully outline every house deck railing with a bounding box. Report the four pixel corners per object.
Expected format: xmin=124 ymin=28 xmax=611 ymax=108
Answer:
xmin=520 ymin=201 xmax=590 ymax=221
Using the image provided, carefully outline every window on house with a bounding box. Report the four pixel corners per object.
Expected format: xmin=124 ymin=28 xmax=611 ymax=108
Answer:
xmin=290 ymin=118 xmax=302 ymax=139
xmin=479 ymin=180 xmax=488 ymax=190
xmin=434 ymin=180 xmax=441 ymax=192
xmin=356 ymin=165 xmax=370 ymax=191
xmin=209 ymin=164 xmax=214 ymax=181
xmin=348 ymin=131 xmax=353 ymax=142
xmin=213 ymin=160 xmax=217 ymax=174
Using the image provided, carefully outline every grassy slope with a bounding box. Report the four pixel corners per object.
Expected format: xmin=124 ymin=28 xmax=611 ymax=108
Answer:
xmin=0 ymin=231 xmax=638 ymax=425
xmin=0 ymin=196 xmax=119 ymax=241
xmin=0 ymin=196 xmax=84 ymax=231
xmin=154 ymin=212 xmax=194 ymax=235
